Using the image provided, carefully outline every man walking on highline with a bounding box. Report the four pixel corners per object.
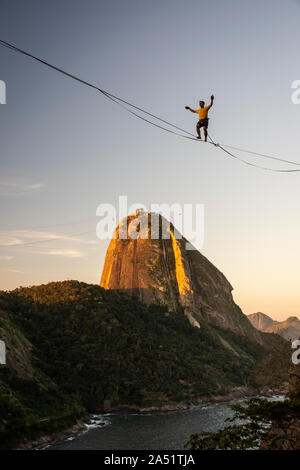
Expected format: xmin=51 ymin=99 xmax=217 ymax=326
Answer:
xmin=185 ymin=95 xmax=214 ymax=141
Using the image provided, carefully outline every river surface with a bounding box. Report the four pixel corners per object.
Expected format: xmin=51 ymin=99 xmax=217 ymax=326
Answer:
xmin=49 ymin=395 xmax=284 ymax=450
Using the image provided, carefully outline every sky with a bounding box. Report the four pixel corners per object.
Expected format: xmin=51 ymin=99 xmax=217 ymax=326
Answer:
xmin=0 ymin=0 xmax=300 ymax=321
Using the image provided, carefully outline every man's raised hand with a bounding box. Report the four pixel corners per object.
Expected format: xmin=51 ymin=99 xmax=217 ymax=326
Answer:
xmin=211 ymin=95 xmax=214 ymax=100
xmin=185 ymin=106 xmax=190 ymax=110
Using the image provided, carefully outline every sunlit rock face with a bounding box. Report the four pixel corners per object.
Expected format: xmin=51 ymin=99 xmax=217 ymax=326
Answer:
xmin=100 ymin=211 xmax=257 ymax=336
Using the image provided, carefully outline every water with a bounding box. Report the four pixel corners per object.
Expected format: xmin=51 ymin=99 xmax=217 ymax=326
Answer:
xmin=49 ymin=402 xmax=236 ymax=450
xmin=49 ymin=395 xmax=285 ymax=450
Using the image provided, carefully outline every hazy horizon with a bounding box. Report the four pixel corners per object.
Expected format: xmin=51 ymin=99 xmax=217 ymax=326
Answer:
xmin=1 ymin=0 xmax=300 ymax=321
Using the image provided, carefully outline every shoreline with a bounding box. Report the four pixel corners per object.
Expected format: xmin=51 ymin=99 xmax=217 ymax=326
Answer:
xmin=17 ymin=413 xmax=109 ymax=450
xmin=18 ymin=384 xmax=288 ymax=450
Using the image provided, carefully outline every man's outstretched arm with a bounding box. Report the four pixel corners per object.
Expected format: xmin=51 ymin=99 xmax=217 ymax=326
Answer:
xmin=207 ymin=95 xmax=214 ymax=110
xmin=185 ymin=106 xmax=196 ymax=112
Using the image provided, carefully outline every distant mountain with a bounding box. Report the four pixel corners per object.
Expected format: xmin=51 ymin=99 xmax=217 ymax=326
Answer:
xmin=247 ymin=312 xmax=274 ymax=331
xmin=248 ymin=313 xmax=300 ymax=341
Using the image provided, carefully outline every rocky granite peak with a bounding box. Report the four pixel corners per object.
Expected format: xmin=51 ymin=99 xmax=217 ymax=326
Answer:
xmin=100 ymin=211 xmax=259 ymax=339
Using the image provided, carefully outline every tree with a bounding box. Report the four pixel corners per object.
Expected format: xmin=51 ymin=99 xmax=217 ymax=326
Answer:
xmin=185 ymin=398 xmax=299 ymax=450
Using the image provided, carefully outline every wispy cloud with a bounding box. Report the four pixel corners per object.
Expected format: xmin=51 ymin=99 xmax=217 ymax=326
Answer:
xmin=25 ymin=183 xmax=44 ymax=190
xmin=34 ymin=249 xmax=84 ymax=258
xmin=0 ymin=256 xmax=13 ymax=260
xmin=0 ymin=181 xmax=44 ymax=196
xmin=7 ymin=269 xmax=26 ymax=274
xmin=0 ymin=237 xmax=23 ymax=247
xmin=0 ymin=230 xmax=96 ymax=247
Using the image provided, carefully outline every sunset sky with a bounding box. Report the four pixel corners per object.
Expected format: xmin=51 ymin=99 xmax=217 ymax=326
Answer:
xmin=0 ymin=0 xmax=300 ymax=321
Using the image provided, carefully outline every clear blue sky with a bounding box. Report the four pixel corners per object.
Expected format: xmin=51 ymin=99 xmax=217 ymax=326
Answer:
xmin=0 ymin=0 xmax=300 ymax=320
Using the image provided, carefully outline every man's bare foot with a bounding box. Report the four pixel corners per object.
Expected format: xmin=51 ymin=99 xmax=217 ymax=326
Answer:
xmin=197 ymin=136 xmax=201 ymax=139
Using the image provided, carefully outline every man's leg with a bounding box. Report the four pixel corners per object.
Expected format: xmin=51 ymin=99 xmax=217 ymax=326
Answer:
xmin=203 ymin=126 xmax=208 ymax=142
xmin=196 ymin=122 xmax=201 ymax=139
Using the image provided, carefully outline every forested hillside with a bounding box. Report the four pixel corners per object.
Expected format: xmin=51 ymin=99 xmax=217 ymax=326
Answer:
xmin=0 ymin=281 xmax=289 ymax=449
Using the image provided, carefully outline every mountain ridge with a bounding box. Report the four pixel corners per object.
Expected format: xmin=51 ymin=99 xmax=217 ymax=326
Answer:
xmin=248 ymin=312 xmax=300 ymax=341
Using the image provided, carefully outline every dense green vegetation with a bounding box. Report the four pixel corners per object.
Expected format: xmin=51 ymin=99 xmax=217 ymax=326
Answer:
xmin=0 ymin=367 xmax=83 ymax=449
xmin=0 ymin=281 xmax=289 ymax=449
xmin=185 ymin=397 xmax=300 ymax=450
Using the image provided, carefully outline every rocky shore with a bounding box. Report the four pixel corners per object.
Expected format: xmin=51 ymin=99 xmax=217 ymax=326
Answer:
xmin=100 ymin=384 xmax=288 ymax=414
xmin=138 ymin=386 xmax=285 ymax=412
xmin=17 ymin=414 xmax=107 ymax=450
